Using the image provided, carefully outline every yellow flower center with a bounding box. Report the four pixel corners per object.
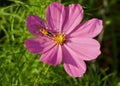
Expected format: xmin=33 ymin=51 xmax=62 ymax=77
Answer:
xmin=53 ymin=33 xmax=66 ymax=45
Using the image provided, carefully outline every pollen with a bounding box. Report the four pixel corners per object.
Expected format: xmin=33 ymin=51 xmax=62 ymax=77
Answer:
xmin=54 ymin=33 xmax=66 ymax=45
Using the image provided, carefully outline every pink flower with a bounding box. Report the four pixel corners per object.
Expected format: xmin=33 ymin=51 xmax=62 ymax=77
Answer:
xmin=25 ymin=2 xmax=103 ymax=77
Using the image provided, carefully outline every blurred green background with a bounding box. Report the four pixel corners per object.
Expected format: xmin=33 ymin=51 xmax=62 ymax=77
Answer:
xmin=0 ymin=0 xmax=120 ymax=86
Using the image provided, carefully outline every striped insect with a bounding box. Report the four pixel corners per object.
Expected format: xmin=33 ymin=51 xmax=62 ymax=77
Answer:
xmin=39 ymin=28 xmax=54 ymax=37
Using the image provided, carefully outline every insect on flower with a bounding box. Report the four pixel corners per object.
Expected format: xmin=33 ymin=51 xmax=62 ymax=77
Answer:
xmin=39 ymin=28 xmax=54 ymax=37
xmin=25 ymin=2 xmax=103 ymax=77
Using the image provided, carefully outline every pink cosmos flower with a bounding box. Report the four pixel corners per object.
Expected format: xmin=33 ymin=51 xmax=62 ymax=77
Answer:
xmin=25 ymin=2 xmax=103 ymax=77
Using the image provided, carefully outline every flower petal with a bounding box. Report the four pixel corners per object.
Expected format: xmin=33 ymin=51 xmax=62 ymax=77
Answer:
xmin=62 ymin=45 xmax=86 ymax=77
xmin=26 ymin=15 xmax=46 ymax=36
xmin=46 ymin=2 xmax=66 ymax=32
xmin=25 ymin=38 xmax=44 ymax=54
xmin=25 ymin=37 xmax=54 ymax=54
xmin=64 ymin=60 xmax=86 ymax=77
xmin=66 ymin=37 xmax=101 ymax=61
xmin=69 ymin=18 xmax=103 ymax=38
xmin=40 ymin=45 xmax=62 ymax=66
xmin=63 ymin=4 xmax=84 ymax=34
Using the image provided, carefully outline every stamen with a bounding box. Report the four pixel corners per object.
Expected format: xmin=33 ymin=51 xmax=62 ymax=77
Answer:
xmin=53 ymin=33 xmax=66 ymax=45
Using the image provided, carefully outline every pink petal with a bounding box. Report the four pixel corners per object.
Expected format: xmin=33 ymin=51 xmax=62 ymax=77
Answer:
xmin=62 ymin=45 xmax=86 ymax=77
xmin=40 ymin=45 xmax=62 ymax=66
xmin=69 ymin=18 xmax=103 ymax=38
xmin=63 ymin=4 xmax=84 ymax=34
xmin=46 ymin=2 xmax=66 ymax=32
xmin=64 ymin=60 xmax=86 ymax=77
xmin=25 ymin=37 xmax=54 ymax=54
xmin=66 ymin=37 xmax=101 ymax=61
xmin=26 ymin=15 xmax=46 ymax=36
